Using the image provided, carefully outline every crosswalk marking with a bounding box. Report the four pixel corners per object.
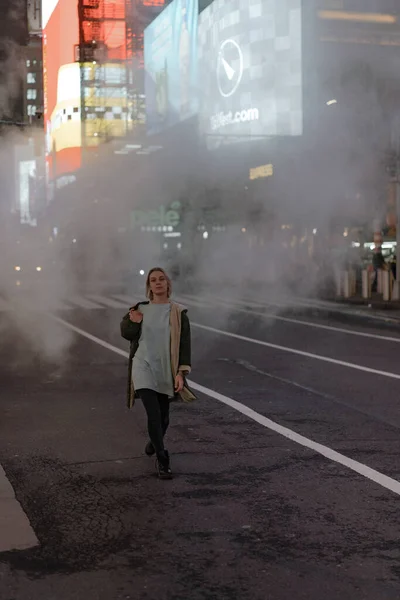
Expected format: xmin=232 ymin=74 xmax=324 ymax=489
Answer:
xmin=68 ymin=296 xmax=104 ymax=309
xmin=53 ymin=301 xmax=73 ymax=310
xmin=87 ymin=295 xmax=127 ymax=309
xmin=111 ymin=294 xmax=136 ymax=306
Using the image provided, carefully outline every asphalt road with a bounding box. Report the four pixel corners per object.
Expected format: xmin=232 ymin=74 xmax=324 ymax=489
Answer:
xmin=1 ymin=291 xmax=400 ymax=600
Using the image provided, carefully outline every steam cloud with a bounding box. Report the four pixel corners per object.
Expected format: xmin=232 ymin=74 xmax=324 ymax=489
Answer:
xmin=0 ymin=2 xmax=396 ymax=364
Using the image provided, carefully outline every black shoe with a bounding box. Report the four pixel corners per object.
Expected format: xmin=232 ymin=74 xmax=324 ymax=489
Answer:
xmin=156 ymin=451 xmax=173 ymax=480
xmin=145 ymin=441 xmax=155 ymax=457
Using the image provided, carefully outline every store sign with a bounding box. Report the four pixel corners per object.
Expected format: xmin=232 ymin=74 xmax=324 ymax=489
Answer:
xmin=198 ymin=0 xmax=303 ymax=143
xmin=131 ymin=201 xmax=181 ymax=229
xmin=249 ymin=164 xmax=274 ymax=180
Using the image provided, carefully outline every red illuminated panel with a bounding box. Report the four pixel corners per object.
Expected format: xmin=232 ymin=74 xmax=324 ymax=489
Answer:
xmin=82 ymin=19 xmax=127 ymax=60
xmin=43 ymin=0 xmax=130 ymax=183
xmin=43 ymin=0 xmax=81 ymax=181
xmin=142 ymin=0 xmax=165 ymax=5
xmin=82 ymin=0 xmax=126 ymax=20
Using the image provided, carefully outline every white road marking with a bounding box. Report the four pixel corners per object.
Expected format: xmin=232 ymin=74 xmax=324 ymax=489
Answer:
xmin=228 ymin=292 xmax=400 ymax=324
xmin=52 ymin=315 xmax=400 ymax=497
xmin=50 ymin=301 xmax=73 ymax=311
xmin=178 ymin=293 xmax=400 ymax=344
xmin=87 ymin=295 xmax=127 ymax=309
xmin=68 ymin=296 xmax=105 ymax=310
xmin=0 ymin=465 xmax=38 ymax=551
xmin=111 ymin=294 xmax=137 ymax=306
xmin=192 ymin=322 xmax=400 ymax=380
xmin=219 ymin=357 xmax=335 ymax=401
xmin=49 ymin=315 xmax=128 ymax=358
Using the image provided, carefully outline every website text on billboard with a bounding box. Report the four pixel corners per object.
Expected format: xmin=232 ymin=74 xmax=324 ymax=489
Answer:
xmin=210 ymin=108 xmax=260 ymax=131
xmin=198 ymin=0 xmax=303 ymax=145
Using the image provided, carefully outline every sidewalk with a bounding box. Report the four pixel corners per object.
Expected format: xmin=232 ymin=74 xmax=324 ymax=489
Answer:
xmin=229 ymin=286 xmax=400 ymax=329
xmin=294 ymin=294 xmax=400 ymax=328
xmin=320 ymin=294 xmax=400 ymax=317
xmin=0 ymin=465 xmax=38 ymax=552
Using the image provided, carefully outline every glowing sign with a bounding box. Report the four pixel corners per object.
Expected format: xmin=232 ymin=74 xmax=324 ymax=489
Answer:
xmin=42 ymin=0 xmax=129 ymax=184
xmin=199 ymin=0 xmax=303 ymax=143
xmin=131 ymin=201 xmax=181 ymax=230
xmin=249 ymin=164 xmax=274 ymax=181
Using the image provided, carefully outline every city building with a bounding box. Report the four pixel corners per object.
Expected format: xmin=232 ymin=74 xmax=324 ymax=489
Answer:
xmin=0 ymin=2 xmax=29 ymax=231
xmin=0 ymin=2 xmax=28 ymax=125
xmin=42 ymin=0 xmax=168 ymax=196
xmin=25 ymin=1 xmax=43 ymax=125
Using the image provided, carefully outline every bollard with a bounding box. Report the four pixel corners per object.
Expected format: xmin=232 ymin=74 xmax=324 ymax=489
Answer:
xmin=335 ymin=269 xmax=342 ymax=296
xmin=362 ymin=270 xmax=371 ymax=299
xmin=343 ymin=271 xmax=351 ymax=298
xmin=383 ymin=270 xmax=392 ymax=301
xmin=350 ymin=270 xmax=356 ymax=296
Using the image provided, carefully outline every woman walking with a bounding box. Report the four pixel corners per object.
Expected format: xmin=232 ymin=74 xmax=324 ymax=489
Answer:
xmin=120 ymin=267 xmax=195 ymax=479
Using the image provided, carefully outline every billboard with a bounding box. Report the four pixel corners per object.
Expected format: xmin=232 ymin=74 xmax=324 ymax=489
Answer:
xmin=144 ymin=0 xmax=199 ymax=135
xmin=42 ymin=0 xmax=81 ymax=183
xmin=42 ymin=0 xmax=130 ymax=186
xmin=198 ymin=0 xmax=303 ymax=142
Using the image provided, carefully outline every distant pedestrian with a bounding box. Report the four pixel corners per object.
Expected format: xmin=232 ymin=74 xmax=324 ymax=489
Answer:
xmin=371 ymin=249 xmax=386 ymax=293
xmin=120 ymin=267 xmax=195 ymax=479
xmin=390 ymin=254 xmax=397 ymax=282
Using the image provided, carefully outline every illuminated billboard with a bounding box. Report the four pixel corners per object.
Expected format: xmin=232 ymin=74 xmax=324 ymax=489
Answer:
xmin=42 ymin=0 xmax=81 ymax=182
xmin=42 ymin=0 xmax=130 ymax=185
xmin=198 ymin=0 xmax=303 ymax=142
xmin=144 ymin=0 xmax=199 ymax=135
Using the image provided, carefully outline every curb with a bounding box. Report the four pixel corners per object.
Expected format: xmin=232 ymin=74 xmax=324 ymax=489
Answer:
xmin=0 ymin=465 xmax=39 ymax=552
xmin=289 ymin=306 xmax=400 ymax=333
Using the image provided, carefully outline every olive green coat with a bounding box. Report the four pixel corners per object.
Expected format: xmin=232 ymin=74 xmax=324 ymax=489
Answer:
xmin=120 ymin=301 xmax=195 ymax=408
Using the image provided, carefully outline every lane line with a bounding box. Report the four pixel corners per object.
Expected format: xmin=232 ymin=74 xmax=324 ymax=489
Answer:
xmin=51 ymin=315 xmax=400 ymax=497
xmin=178 ymin=293 xmax=400 ymax=343
xmin=218 ymin=357 xmax=335 ymax=401
xmin=50 ymin=315 xmax=128 ymax=358
xmin=87 ymin=294 xmax=128 ymax=309
xmin=0 ymin=465 xmax=39 ymax=551
xmin=111 ymin=294 xmax=137 ymax=306
xmin=191 ymin=322 xmax=400 ymax=380
xmin=68 ymin=296 xmax=104 ymax=310
xmin=227 ymin=292 xmax=400 ymax=325
xmin=177 ymin=295 xmax=400 ymax=378
xmin=50 ymin=301 xmax=73 ymax=311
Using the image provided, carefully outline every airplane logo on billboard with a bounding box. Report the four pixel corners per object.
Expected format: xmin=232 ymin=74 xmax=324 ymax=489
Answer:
xmin=217 ymin=39 xmax=244 ymax=98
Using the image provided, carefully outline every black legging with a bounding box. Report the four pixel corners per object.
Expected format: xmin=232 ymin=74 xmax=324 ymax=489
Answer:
xmin=137 ymin=389 xmax=170 ymax=456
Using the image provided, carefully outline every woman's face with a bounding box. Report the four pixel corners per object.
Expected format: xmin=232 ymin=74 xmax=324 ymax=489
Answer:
xmin=149 ymin=270 xmax=169 ymax=297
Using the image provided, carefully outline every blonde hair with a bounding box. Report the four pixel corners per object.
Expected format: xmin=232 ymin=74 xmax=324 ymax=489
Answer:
xmin=146 ymin=267 xmax=172 ymax=300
